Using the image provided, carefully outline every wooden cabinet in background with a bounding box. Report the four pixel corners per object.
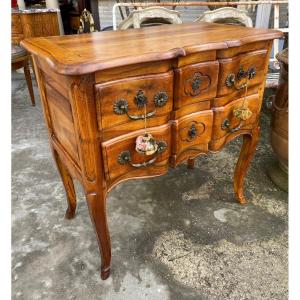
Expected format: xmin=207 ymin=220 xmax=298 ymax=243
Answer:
xmin=12 ymin=10 xmax=60 ymax=45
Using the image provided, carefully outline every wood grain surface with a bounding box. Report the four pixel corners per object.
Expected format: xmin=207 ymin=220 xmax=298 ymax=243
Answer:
xmin=21 ymin=22 xmax=282 ymax=75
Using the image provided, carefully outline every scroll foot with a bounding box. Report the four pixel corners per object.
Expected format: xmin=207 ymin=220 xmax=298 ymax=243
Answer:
xmin=233 ymin=126 xmax=260 ymax=204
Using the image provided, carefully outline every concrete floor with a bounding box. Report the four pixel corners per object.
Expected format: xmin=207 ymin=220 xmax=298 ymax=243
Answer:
xmin=12 ymin=72 xmax=288 ymax=300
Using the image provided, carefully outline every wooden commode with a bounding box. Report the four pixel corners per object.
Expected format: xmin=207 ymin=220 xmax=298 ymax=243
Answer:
xmin=21 ymin=22 xmax=282 ymax=280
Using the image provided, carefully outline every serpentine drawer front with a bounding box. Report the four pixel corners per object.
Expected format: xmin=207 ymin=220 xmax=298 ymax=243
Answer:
xmin=212 ymin=93 xmax=261 ymax=140
xmin=174 ymin=61 xmax=219 ymax=108
xmin=172 ymin=110 xmax=213 ymax=165
xmin=21 ymin=22 xmax=282 ymax=280
xmin=95 ymin=71 xmax=173 ymax=130
xmin=102 ymin=124 xmax=171 ymax=185
xmin=217 ymin=50 xmax=268 ymax=98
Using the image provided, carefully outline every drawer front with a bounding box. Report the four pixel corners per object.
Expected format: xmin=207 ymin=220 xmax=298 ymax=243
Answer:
xmin=217 ymin=50 xmax=268 ymax=97
xmin=174 ymin=61 xmax=219 ymax=108
xmin=102 ymin=124 xmax=171 ymax=184
xmin=95 ymin=71 xmax=173 ymax=130
xmin=172 ymin=110 xmax=213 ymax=165
xmin=212 ymin=93 xmax=261 ymax=141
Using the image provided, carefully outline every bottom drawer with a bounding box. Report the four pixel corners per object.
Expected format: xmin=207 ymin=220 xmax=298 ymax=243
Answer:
xmin=212 ymin=93 xmax=261 ymax=140
xmin=172 ymin=110 xmax=213 ymax=165
xmin=102 ymin=124 xmax=171 ymax=185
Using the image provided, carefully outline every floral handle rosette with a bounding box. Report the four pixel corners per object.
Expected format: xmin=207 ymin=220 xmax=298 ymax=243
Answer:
xmin=135 ymin=133 xmax=158 ymax=156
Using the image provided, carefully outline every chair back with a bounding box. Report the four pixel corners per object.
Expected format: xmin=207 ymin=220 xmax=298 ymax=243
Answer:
xmin=195 ymin=7 xmax=253 ymax=27
xmin=118 ymin=7 xmax=182 ymax=30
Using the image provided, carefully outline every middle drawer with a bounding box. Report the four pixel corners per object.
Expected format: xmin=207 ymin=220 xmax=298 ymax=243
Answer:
xmin=95 ymin=71 xmax=173 ymax=131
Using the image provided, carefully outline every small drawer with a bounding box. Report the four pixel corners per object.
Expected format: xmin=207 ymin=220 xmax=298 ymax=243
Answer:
xmin=212 ymin=93 xmax=261 ymax=141
xmin=174 ymin=61 xmax=219 ymax=109
xmin=217 ymin=50 xmax=268 ymax=97
xmin=95 ymin=71 xmax=173 ymax=130
xmin=102 ymin=124 xmax=171 ymax=185
xmin=172 ymin=110 xmax=213 ymax=165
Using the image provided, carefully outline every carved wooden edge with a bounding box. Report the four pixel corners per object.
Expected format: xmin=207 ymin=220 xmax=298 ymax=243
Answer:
xmin=106 ymin=162 xmax=170 ymax=193
xmin=21 ymin=32 xmax=282 ymax=75
xmin=171 ymin=146 xmax=208 ymax=167
xmin=32 ymin=56 xmax=82 ymax=181
xmin=69 ymin=74 xmax=107 ymax=192
xmin=217 ymin=48 xmax=268 ymax=64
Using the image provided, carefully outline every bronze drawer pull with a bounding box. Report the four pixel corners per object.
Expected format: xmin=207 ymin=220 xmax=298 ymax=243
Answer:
xmin=154 ymin=91 xmax=168 ymax=107
xmin=113 ymin=90 xmax=169 ymax=120
xmin=113 ymin=99 xmax=156 ymax=120
xmin=134 ymin=90 xmax=148 ymax=108
xmin=221 ymin=119 xmax=242 ymax=133
xmin=118 ymin=141 xmax=167 ymax=168
xmin=225 ymin=66 xmax=256 ymax=91
xmin=191 ymin=75 xmax=201 ymax=92
xmin=127 ymin=110 xmax=156 ymax=120
xmin=188 ymin=124 xmax=197 ymax=139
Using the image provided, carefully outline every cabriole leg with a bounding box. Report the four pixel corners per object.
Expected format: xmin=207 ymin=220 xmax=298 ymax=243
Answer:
xmin=234 ymin=126 xmax=260 ymax=204
xmin=53 ymin=150 xmax=77 ymax=219
xmin=86 ymin=191 xmax=111 ymax=280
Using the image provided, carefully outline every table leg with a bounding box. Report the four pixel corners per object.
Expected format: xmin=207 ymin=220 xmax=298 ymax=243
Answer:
xmin=53 ymin=150 xmax=77 ymax=219
xmin=86 ymin=191 xmax=111 ymax=280
xmin=23 ymin=60 xmax=35 ymax=106
xmin=233 ymin=126 xmax=260 ymax=204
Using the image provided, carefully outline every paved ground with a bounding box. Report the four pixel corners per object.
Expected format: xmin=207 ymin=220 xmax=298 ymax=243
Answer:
xmin=12 ymin=72 xmax=288 ymax=300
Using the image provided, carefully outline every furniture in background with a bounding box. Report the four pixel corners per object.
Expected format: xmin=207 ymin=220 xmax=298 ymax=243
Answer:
xmin=118 ymin=6 xmax=182 ymax=30
xmin=207 ymin=0 xmax=237 ymax=10
xmin=268 ymin=48 xmax=288 ymax=191
xmin=22 ymin=22 xmax=281 ymax=280
xmin=12 ymin=8 xmax=60 ymax=45
xmin=194 ymin=7 xmax=253 ymax=27
xmin=77 ymin=8 xmax=97 ymax=33
xmin=11 ymin=44 xmax=35 ymax=106
xmin=60 ymin=0 xmax=100 ymax=33
xmin=12 ymin=8 xmax=60 ymax=106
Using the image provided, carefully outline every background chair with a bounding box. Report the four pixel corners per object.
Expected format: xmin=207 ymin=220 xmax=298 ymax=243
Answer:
xmin=11 ymin=44 xmax=35 ymax=106
xmin=118 ymin=6 xmax=182 ymax=30
xmin=194 ymin=7 xmax=253 ymax=27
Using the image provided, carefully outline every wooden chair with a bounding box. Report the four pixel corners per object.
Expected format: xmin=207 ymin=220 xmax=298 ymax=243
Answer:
xmin=118 ymin=6 xmax=182 ymax=30
xmin=11 ymin=44 xmax=35 ymax=106
xmin=194 ymin=7 xmax=253 ymax=27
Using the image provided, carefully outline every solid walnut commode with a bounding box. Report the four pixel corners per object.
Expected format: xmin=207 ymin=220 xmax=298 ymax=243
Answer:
xmin=22 ymin=22 xmax=281 ymax=280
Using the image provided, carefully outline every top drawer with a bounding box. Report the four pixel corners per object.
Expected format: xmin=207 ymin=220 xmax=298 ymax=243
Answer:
xmin=174 ymin=61 xmax=219 ymax=109
xmin=217 ymin=49 xmax=268 ymax=97
xmin=95 ymin=71 xmax=173 ymax=130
